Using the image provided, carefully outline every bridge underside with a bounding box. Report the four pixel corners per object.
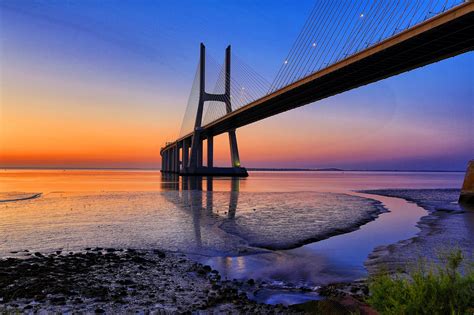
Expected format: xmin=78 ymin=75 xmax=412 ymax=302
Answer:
xmin=197 ymin=5 xmax=474 ymax=138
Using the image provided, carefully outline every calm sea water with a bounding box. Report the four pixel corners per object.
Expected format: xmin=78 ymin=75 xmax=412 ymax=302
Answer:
xmin=0 ymin=169 xmax=464 ymax=304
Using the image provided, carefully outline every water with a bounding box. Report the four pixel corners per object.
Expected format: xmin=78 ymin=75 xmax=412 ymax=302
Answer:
xmin=0 ymin=169 xmax=464 ymax=304
xmin=200 ymin=193 xmax=427 ymax=295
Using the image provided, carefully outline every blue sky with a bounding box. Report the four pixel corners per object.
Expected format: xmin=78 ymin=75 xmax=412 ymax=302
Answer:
xmin=0 ymin=0 xmax=472 ymax=170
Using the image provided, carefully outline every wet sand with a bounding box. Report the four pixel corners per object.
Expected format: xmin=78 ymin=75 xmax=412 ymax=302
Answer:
xmin=362 ymin=189 xmax=474 ymax=274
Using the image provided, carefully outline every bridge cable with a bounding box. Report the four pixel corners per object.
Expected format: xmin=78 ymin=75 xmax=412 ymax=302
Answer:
xmin=269 ymin=1 xmax=322 ymax=93
xmin=273 ymin=0 xmax=333 ymax=91
xmin=283 ymin=0 xmax=339 ymax=86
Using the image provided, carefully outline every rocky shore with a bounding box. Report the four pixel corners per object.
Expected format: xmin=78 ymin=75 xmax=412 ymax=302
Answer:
xmin=0 ymin=248 xmax=293 ymax=313
xmin=0 ymin=248 xmax=381 ymax=314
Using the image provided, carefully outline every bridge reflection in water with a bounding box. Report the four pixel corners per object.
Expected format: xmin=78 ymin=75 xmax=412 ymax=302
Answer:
xmin=158 ymin=173 xmax=474 ymax=306
xmin=160 ymin=174 xmax=241 ymax=250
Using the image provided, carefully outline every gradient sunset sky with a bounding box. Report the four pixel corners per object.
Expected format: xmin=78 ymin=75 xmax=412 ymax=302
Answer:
xmin=1 ymin=0 xmax=472 ymax=170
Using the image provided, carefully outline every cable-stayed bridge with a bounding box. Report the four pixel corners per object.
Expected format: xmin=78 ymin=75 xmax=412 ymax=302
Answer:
xmin=161 ymin=0 xmax=474 ymax=177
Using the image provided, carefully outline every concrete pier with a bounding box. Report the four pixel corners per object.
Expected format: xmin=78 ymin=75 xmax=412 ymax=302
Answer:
xmin=459 ymin=160 xmax=474 ymax=204
xmin=182 ymin=139 xmax=189 ymax=170
xmin=207 ymin=136 xmax=213 ymax=167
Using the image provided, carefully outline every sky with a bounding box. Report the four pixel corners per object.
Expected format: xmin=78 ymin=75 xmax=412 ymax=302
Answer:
xmin=0 ymin=0 xmax=472 ymax=170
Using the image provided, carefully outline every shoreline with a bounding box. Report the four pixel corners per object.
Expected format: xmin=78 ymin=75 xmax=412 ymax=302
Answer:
xmin=0 ymin=247 xmax=382 ymax=314
xmin=0 ymin=248 xmax=379 ymax=314
xmin=1 ymin=188 xmax=468 ymax=313
xmin=295 ymin=188 xmax=472 ymax=307
xmin=360 ymin=189 xmax=473 ymax=274
xmin=217 ymin=195 xmax=388 ymax=252
xmin=0 ymin=248 xmax=292 ymax=313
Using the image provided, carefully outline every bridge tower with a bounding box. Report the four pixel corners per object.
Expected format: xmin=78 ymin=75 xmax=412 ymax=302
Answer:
xmin=177 ymin=43 xmax=248 ymax=177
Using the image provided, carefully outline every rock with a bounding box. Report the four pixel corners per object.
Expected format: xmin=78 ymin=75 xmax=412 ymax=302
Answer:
xmin=459 ymin=160 xmax=474 ymax=204
xmin=0 ymin=248 xmax=289 ymax=313
xmin=51 ymin=296 xmax=66 ymax=304
xmin=153 ymin=249 xmax=166 ymax=258
xmin=116 ymin=279 xmax=134 ymax=285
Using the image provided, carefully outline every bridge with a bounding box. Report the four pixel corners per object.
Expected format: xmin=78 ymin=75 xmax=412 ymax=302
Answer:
xmin=161 ymin=0 xmax=474 ymax=177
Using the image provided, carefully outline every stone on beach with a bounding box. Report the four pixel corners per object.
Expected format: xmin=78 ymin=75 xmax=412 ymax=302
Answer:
xmin=0 ymin=249 xmax=291 ymax=313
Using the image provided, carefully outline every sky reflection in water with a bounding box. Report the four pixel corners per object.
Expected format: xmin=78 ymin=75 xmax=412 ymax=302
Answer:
xmin=0 ymin=170 xmax=465 ymax=303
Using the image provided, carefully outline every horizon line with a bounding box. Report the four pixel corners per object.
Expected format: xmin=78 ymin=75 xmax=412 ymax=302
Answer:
xmin=0 ymin=167 xmax=466 ymax=173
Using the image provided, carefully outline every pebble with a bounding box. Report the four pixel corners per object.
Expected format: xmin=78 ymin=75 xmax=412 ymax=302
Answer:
xmin=0 ymin=248 xmax=292 ymax=313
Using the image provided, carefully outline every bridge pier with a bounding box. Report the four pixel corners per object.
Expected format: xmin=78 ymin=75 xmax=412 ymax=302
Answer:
xmin=174 ymin=145 xmax=180 ymax=173
xmin=160 ymin=144 xmax=183 ymax=174
xmin=207 ymin=136 xmax=213 ymax=167
xmin=169 ymin=149 xmax=173 ymax=172
xmin=165 ymin=150 xmax=169 ymax=172
xmin=228 ymin=130 xmax=240 ymax=167
xmin=197 ymin=139 xmax=203 ymax=168
xmin=171 ymin=147 xmax=175 ymax=172
xmin=168 ymin=147 xmax=172 ymax=172
xmin=168 ymin=149 xmax=172 ymax=172
xmin=161 ymin=152 xmax=165 ymax=172
xmin=171 ymin=147 xmax=175 ymax=173
xmin=182 ymin=139 xmax=189 ymax=171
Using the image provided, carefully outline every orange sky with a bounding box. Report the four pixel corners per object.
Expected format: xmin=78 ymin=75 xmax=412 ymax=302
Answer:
xmin=0 ymin=64 xmax=471 ymax=170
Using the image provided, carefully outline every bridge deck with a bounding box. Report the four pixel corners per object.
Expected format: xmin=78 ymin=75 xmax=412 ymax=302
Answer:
xmin=163 ymin=2 xmax=474 ymax=152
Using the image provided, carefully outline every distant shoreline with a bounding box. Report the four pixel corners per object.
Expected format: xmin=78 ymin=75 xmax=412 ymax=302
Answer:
xmin=0 ymin=167 xmax=465 ymax=172
xmin=247 ymin=168 xmax=465 ymax=172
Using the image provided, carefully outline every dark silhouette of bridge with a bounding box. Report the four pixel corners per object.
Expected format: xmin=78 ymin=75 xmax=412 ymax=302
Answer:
xmin=161 ymin=0 xmax=474 ymax=177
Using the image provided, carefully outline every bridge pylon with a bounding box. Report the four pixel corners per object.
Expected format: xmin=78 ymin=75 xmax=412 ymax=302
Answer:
xmin=161 ymin=43 xmax=248 ymax=177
